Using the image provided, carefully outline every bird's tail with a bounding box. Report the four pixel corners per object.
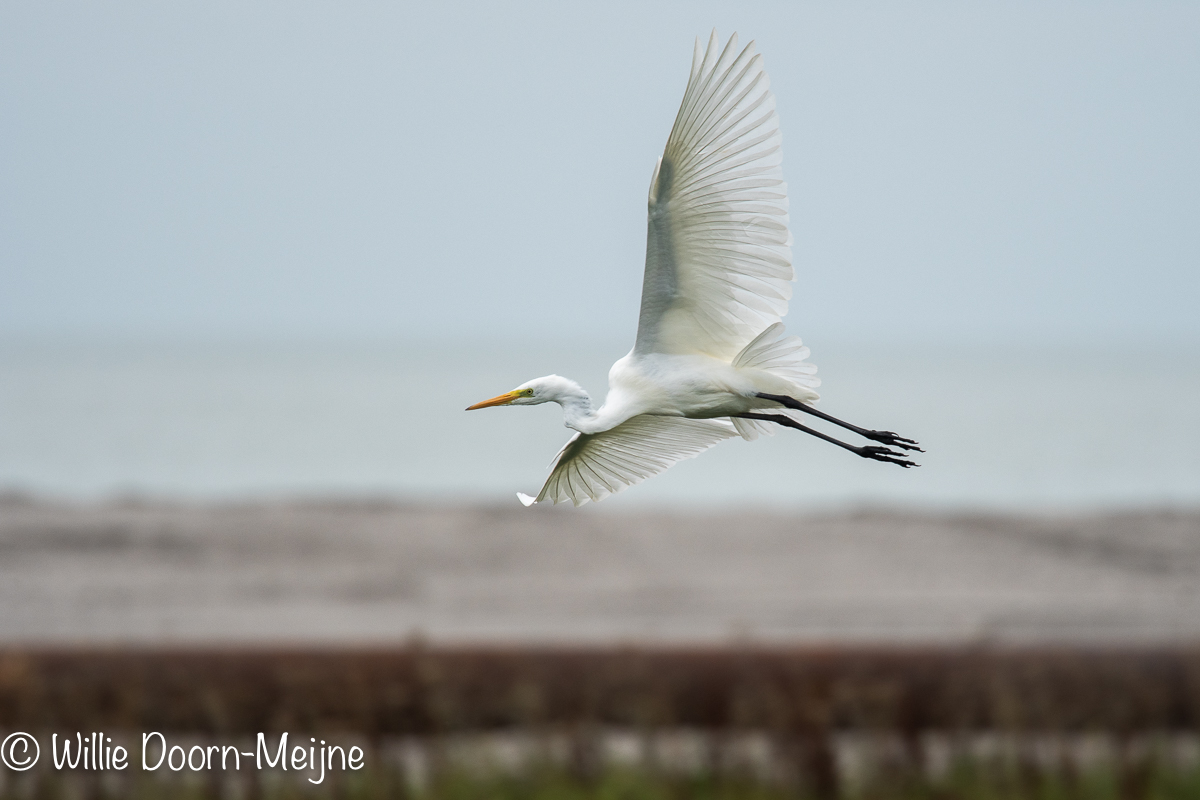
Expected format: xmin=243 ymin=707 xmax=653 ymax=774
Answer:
xmin=731 ymin=323 xmax=820 ymax=441
xmin=733 ymin=323 xmax=819 ymax=388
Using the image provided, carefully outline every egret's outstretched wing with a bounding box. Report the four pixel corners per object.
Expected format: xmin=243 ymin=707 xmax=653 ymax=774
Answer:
xmin=635 ymin=31 xmax=792 ymax=361
xmin=520 ymin=416 xmax=739 ymax=507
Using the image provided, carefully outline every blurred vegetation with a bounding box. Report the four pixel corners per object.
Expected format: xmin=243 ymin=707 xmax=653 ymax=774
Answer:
xmin=4 ymin=646 xmax=1198 ymax=734
xmin=2 ymin=646 xmax=1199 ymax=798
xmin=4 ymin=757 xmax=1200 ymax=800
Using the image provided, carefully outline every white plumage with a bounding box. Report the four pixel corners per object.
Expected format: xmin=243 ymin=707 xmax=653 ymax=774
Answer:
xmin=520 ymin=416 xmax=741 ymax=507
xmin=638 ymin=31 xmax=793 ymax=361
xmin=467 ymin=32 xmax=920 ymax=506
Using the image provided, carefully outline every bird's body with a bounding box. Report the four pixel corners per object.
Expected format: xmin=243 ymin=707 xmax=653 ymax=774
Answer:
xmin=468 ymin=31 xmax=920 ymax=506
xmin=552 ymin=346 xmax=819 ymax=436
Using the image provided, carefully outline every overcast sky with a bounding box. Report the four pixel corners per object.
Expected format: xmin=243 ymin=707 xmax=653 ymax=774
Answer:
xmin=2 ymin=2 xmax=1198 ymax=349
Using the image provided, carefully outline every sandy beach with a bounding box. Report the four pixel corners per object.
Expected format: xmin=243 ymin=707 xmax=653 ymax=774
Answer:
xmin=0 ymin=497 xmax=1195 ymax=645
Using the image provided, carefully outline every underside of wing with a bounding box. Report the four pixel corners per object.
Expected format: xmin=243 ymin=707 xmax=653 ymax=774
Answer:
xmin=635 ymin=31 xmax=793 ymax=361
xmin=524 ymin=416 xmax=739 ymax=506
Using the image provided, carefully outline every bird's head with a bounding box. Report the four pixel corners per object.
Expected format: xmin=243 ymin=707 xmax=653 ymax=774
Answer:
xmin=465 ymin=375 xmax=583 ymax=411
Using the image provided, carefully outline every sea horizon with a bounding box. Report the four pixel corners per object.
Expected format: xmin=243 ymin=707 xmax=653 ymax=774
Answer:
xmin=2 ymin=334 xmax=1198 ymax=513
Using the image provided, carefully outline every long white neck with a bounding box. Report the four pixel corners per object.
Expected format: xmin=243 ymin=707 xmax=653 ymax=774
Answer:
xmin=525 ymin=374 xmax=633 ymax=434
xmin=545 ymin=378 xmax=596 ymax=432
xmin=525 ymin=374 xmax=615 ymax=433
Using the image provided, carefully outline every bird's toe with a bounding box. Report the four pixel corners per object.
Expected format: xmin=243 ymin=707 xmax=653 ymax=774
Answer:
xmin=868 ymin=430 xmax=923 ymax=453
xmin=859 ymin=445 xmax=920 ymax=468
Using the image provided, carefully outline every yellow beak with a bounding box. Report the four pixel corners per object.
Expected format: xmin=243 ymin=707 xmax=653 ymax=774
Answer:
xmin=466 ymin=390 xmax=522 ymax=411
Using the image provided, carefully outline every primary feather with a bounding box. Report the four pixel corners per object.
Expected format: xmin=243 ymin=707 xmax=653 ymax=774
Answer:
xmin=636 ymin=31 xmax=793 ymax=361
xmin=527 ymin=416 xmax=740 ymax=506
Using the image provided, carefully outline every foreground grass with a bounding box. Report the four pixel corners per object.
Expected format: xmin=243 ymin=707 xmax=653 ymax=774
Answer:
xmin=7 ymin=759 xmax=1200 ymax=800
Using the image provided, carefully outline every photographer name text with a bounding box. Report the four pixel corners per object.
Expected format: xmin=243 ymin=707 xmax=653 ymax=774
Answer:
xmin=1 ymin=731 xmax=364 ymax=785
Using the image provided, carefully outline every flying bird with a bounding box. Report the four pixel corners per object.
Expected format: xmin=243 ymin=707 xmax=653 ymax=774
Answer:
xmin=468 ymin=31 xmax=921 ymax=506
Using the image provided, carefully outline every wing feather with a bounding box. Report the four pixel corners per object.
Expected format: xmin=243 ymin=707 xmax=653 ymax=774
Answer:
xmin=635 ymin=31 xmax=792 ymax=360
xmin=529 ymin=416 xmax=739 ymax=506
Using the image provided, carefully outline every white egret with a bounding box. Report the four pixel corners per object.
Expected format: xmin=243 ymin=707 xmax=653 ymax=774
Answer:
xmin=468 ymin=31 xmax=921 ymax=506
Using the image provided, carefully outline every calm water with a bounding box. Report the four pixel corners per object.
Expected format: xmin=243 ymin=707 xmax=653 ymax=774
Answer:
xmin=1 ymin=338 xmax=1197 ymax=511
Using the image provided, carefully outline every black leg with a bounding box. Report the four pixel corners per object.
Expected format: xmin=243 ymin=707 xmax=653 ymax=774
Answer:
xmin=756 ymin=392 xmax=923 ymax=453
xmin=737 ymin=413 xmax=919 ymax=468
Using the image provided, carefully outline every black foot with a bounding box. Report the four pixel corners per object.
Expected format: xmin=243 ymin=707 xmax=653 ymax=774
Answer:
xmin=857 ymin=445 xmax=920 ymax=468
xmin=864 ymin=430 xmax=924 ymax=453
